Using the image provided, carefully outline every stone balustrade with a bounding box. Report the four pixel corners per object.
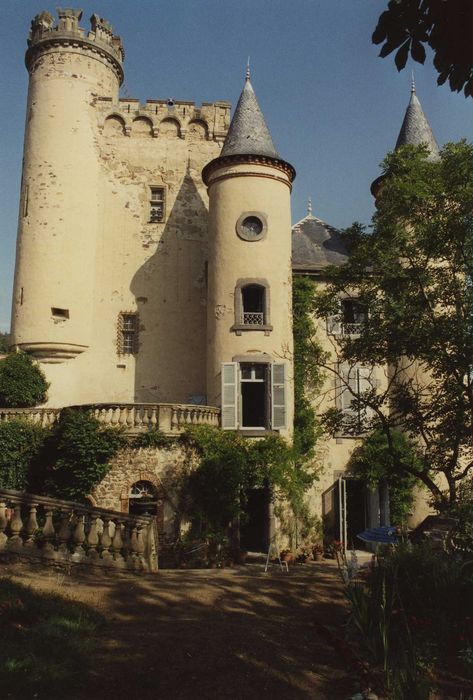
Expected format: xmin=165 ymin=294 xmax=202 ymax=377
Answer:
xmin=0 ymin=488 xmax=158 ymax=573
xmin=0 ymin=402 xmax=220 ymax=434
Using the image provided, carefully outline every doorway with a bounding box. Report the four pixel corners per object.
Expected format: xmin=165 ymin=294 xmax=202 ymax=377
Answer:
xmin=322 ymin=477 xmax=369 ymax=549
xmin=240 ymin=486 xmax=270 ymax=552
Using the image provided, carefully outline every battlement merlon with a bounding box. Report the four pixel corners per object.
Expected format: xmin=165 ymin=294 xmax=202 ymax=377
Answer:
xmin=26 ymin=9 xmax=124 ymax=83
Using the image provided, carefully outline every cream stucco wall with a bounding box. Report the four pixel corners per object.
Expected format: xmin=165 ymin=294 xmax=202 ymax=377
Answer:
xmin=205 ymin=160 xmax=295 ymax=436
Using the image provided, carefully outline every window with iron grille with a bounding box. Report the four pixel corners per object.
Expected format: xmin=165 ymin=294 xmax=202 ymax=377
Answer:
xmin=149 ymin=187 xmax=165 ymax=222
xmin=118 ymin=312 xmax=139 ymax=354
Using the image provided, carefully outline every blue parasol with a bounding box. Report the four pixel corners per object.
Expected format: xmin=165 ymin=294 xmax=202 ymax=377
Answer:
xmin=357 ymin=525 xmax=400 ymax=544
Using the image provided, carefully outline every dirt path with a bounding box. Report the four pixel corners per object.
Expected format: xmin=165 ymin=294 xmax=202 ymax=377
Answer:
xmin=7 ymin=561 xmax=356 ymax=700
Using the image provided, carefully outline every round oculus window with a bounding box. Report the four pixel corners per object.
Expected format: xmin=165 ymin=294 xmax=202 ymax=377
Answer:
xmin=236 ymin=212 xmax=267 ymax=241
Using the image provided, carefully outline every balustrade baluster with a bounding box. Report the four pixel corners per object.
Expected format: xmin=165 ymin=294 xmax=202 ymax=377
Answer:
xmin=57 ymin=510 xmax=72 ymax=555
xmin=100 ymin=517 xmax=113 ymax=564
xmin=42 ymin=507 xmax=56 ymax=556
xmin=24 ymin=503 xmax=39 ymax=548
xmin=135 ymin=406 xmax=143 ymax=428
xmin=126 ymin=407 xmax=134 ymax=428
xmin=150 ymin=406 xmax=157 ymax=426
xmin=8 ymin=503 xmax=24 ymax=550
xmin=0 ymin=500 xmax=8 ymax=550
xmin=111 ymin=406 xmax=119 ymax=425
xmin=129 ymin=524 xmax=139 ymax=569
xmin=136 ymin=524 xmax=146 ymax=571
xmin=111 ymin=519 xmax=125 ymax=567
xmin=86 ymin=514 xmax=100 ymax=561
xmin=71 ymin=513 xmax=86 ymax=561
xmin=171 ymin=407 xmax=179 ymax=431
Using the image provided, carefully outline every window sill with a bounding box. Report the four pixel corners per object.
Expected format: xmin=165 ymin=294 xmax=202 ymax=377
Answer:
xmin=231 ymin=323 xmax=273 ymax=336
xmin=237 ymin=428 xmax=278 ymax=437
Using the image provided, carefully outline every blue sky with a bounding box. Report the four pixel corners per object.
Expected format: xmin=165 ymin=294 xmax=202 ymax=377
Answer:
xmin=1 ymin=1 xmax=471 ymax=332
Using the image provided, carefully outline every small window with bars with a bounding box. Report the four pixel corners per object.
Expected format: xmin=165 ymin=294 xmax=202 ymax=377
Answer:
xmin=149 ymin=187 xmax=165 ymax=222
xmin=118 ymin=312 xmax=139 ymax=354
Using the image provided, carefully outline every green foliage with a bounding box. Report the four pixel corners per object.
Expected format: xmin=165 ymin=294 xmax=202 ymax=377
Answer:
xmin=0 ymin=420 xmax=48 ymax=490
xmin=132 ymin=428 xmax=175 ymax=449
xmin=446 ymin=477 xmax=473 ymax=553
xmin=373 ymin=0 xmax=473 ymax=97
xmin=37 ymin=408 xmax=125 ymax=501
xmin=0 ymin=578 xmax=102 ymax=697
xmin=0 ymin=332 xmax=9 ymax=353
xmin=292 ymin=275 xmax=326 ymax=461
xmin=315 ymin=142 xmax=473 ymax=507
xmin=0 ymin=351 xmax=49 ymax=408
xmin=341 ymin=544 xmax=473 ymax=697
xmin=349 ymin=430 xmax=420 ymax=524
xmin=181 ymin=426 xmax=296 ymax=536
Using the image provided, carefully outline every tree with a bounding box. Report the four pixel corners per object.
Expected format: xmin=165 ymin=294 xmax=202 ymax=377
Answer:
xmin=315 ymin=141 xmax=473 ymax=508
xmin=0 ymin=351 xmax=49 ymax=407
xmin=0 ymin=332 xmax=9 ymax=353
xmin=373 ymin=0 xmax=473 ymax=97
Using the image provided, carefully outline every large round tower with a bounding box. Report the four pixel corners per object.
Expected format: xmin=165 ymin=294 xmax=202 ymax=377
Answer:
xmin=11 ymin=9 xmax=123 ymax=362
xmin=203 ymin=72 xmax=296 ymax=437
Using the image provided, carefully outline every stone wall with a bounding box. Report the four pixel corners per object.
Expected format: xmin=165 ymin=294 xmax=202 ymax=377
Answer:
xmin=91 ymin=444 xmax=197 ymax=539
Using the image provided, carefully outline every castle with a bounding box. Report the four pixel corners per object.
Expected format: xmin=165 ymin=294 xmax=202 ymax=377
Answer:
xmin=9 ymin=9 xmax=440 ymax=550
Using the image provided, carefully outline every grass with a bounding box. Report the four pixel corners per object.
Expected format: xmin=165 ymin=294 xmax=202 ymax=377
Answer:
xmin=0 ymin=577 xmax=103 ymax=698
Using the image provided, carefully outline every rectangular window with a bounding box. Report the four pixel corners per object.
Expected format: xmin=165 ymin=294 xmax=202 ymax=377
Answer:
xmin=327 ymin=298 xmax=367 ymax=336
xmin=149 ymin=187 xmax=165 ymax=222
xmin=338 ymin=364 xmax=374 ymax=434
xmin=118 ymin=312 xmax=139 ymax=354
xmin=221 ymin=362 xmax=287 ymax=431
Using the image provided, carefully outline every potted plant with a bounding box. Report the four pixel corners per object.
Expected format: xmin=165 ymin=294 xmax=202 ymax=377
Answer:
xmin=312 ymin=543 xmax=324 ymax=561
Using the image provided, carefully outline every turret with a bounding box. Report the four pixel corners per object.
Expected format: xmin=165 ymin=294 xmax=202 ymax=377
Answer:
xmin=11 ymin=9 xmax=123 ymax=362
xmin=203 ymin=70 xmax=295 ymax=437
xmin=371 ymin=79 xmax=439 ymax=198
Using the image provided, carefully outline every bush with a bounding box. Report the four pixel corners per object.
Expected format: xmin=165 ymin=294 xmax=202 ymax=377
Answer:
xmin=0 ymin=352 xmax=49 ymax=407
xmin=0 ymin=420 xmax=48 ymax=490
xmin=39 ymin=408 xmax=125 ymax=501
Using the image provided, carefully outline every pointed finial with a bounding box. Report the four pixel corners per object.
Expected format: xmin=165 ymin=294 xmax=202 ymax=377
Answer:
xmin=246 ymin=56 xmax=250 ymax=81
xmin=307 ymin=197 xmax=312 ymax=216
xmin=411 ymin=70 xmax=416 ymax=94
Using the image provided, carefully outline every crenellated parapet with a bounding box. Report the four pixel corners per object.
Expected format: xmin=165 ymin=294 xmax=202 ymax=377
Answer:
xmin=97 ymin=96 xmax=231 ymax=142
xmin=26 ymin=7 xmax=124 ymax=83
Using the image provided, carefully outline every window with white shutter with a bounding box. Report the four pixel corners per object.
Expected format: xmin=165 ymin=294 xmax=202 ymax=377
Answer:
xmin=339 ymin=364 xmax=375 ymax=433
xmin=271 ymin=363 xmax=287 ymax=429
xmin=221 ymin=362 xmax=238 ymax=429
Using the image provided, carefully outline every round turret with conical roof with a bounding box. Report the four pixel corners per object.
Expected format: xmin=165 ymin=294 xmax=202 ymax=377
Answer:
xmin=203 ymin=71 xmax=295 ymax=438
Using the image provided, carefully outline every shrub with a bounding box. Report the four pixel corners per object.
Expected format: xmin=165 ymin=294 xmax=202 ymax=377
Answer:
xmin=0 ymin=420 xmax=48 ymax=490
xmin=39 ymin=408 xmax=125 ymax=501
xmin=0 ymin=351 xmax=49 ymax=407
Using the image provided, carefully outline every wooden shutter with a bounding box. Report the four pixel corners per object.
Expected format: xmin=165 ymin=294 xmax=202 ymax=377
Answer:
xmin=340 ymin=364 xmax=358 ymax=418
xmin=221 ymin=362 xmax=238 ymax=429
xmin=326 ymin=302 xmax=342 ymax=335
xmin=271 ymin=363 xmax=286 ymax=429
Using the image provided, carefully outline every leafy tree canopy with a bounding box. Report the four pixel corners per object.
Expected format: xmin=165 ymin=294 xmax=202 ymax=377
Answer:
xmin=315 ymin=141 xmax=473 ymax=507
xmin=0 ymin=352 xmax=49 ymax=408
xmin=373 ymin=0 xmax=473 ymax=97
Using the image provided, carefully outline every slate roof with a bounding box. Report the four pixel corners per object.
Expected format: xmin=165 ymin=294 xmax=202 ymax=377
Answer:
xmin=395 ymin=86 xmax=439 ymax=159
xmin=220 ymin=76 xmax=279 ymax=159
xmin=291 ymin=213 xmax=349 ymax=271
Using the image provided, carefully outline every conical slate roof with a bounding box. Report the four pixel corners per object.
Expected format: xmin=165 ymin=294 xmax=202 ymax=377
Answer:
xmin=291 ymin=201 xmax=349 ymax=271
xmin=395 ymin=84 xmax=439 ymax=159
xmin=221 ymin=75 xmax=279 ymax=159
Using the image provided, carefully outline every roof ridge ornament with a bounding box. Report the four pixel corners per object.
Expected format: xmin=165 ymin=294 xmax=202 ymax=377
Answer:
xmin=411 ymin=69 xmax=416 ymax=94
xmin=246 ymin=56 xmax=250 ymax=82
xmin=307 ymin=197 xmax=312 ymax=215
